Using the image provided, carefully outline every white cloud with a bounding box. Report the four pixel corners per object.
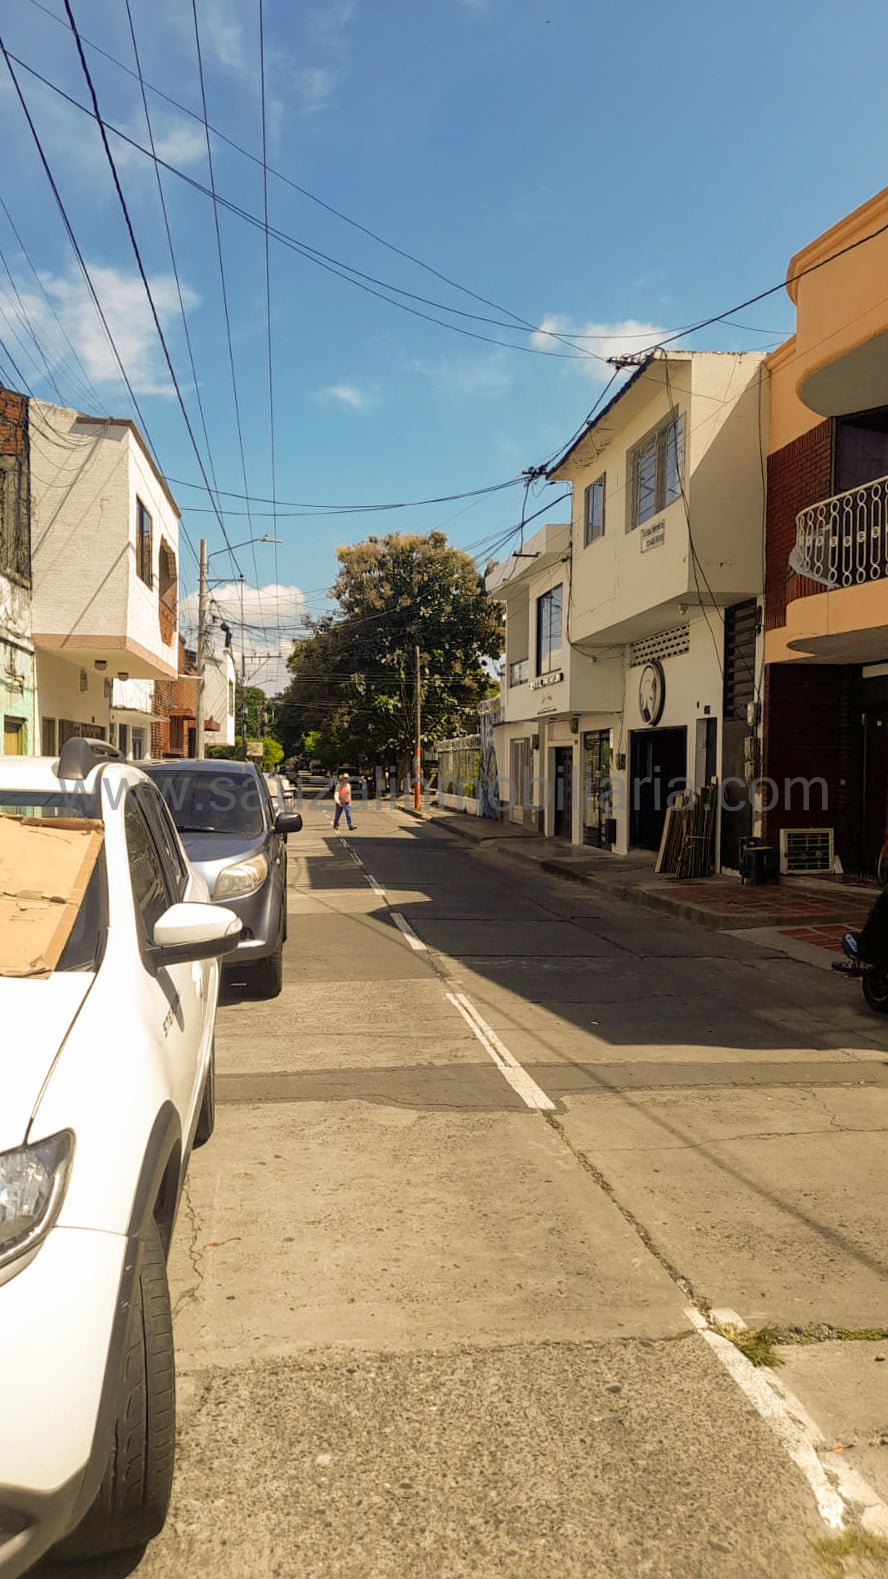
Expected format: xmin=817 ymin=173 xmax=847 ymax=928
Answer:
xmin=315 ymin=383 xmax=370 ymax=410
xmin=115 ymin=112 xmax=207 ymax=174
xmin=198 ymin=0 xmax=247 ymax=72
xmin=32 ymin=264 xmax=200 ymax=398
xmin=413 ymin=350 xmax=512 ymax=400
xmin=531 ymin=315 xmax=665 ymax=378
xmin=180 ymin=582 xmax=305 ymax=696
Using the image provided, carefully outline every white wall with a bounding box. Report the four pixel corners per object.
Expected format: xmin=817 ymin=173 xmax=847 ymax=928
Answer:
xmin=557 ymin=353 xmax=765 ymax=647
xmin=203 ymin=646 xmax=236 ymax=748
xmin=29 ymin=401 xmax=179 ymax=678
xmin=36 ymin=649 xmax=112 ymax=742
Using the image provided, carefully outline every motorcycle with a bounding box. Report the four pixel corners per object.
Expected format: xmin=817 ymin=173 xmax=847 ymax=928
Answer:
xmin=831 ymin=886 xmax=888 ymax=1014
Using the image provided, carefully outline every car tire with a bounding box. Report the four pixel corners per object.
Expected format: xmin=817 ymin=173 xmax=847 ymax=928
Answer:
xmin=252 ymin=940 xmax=283 ymax=999
xmin=863 ymin=971 xmax=888 ymax=1014
xmin=194 ymin=1041 xmax=216 ymax=1147
xmin=55 ymin=1220 xmax=176 ymax=1561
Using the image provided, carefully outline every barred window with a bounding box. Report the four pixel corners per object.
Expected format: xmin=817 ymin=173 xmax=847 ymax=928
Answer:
xmin=628 ymin=413 xmax=685 ymax=530
xmin=0 ymin=457 xmax=31 ymax=584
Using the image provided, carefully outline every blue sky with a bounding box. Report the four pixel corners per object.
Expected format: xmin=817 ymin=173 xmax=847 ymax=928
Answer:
xmin=1 ymin=0 xmax=886 ymax=690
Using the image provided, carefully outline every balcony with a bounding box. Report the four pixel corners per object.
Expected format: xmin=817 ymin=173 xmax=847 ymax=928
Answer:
xmin=789 ymin=473 xmax=888 ymax=590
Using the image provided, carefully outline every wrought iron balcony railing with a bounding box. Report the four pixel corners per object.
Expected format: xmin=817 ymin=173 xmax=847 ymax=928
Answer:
xmin=789 ymin=473 xmax=888 ymax=589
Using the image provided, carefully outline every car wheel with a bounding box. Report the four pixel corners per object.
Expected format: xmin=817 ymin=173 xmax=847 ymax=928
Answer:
xmin=863 ymin=971 xmax=888 ymax=1014
xmin=56 ymin=1220 xmax=175 ymax=1560
xmin=252 ymin=940 xmax=283 ymax=998
xmin=194 ymin=1040 xmax=216 ymax=1147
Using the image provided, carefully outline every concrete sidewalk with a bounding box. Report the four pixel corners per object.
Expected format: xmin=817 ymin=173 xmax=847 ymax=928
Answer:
xmin=403 ymin=803 xmax=874 ymax=952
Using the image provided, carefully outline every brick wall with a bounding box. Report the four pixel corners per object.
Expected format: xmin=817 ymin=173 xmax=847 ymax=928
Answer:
xmin=763 ymin=663 xmax=862 ymax=868
xmin=0 ymin=386 xmax=30 ymax=584
xmin=765 ymin=421 xmax=832 ymax=631
xmin=152 ymin=637 xmax=197 ymax=758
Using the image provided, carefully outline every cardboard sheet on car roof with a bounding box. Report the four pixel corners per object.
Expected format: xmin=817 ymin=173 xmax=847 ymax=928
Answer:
xmin=0 ymin=815 xmax=104 ymax=978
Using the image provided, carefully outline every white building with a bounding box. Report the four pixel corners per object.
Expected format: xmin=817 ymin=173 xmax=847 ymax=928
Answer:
xmin=0 ymin=389 xmax=34 ymax=754
xmin=28 ymin=399 xmax=180 ymax=756
xmin=202 ymin=634 xmax=237 ymax=750
xmin=489 ymin=352 xmax=767 ymax=866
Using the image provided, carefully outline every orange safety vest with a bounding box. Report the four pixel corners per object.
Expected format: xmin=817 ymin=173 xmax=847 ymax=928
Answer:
xmin=338 ymin=779 xmax=351 ymax=804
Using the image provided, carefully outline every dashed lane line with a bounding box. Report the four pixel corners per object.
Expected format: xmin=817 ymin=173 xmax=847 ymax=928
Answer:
xmin=445 ymin=990 xmax=556 ymax=1112
xmin=391 ymin=912 xmax=428 ymax=951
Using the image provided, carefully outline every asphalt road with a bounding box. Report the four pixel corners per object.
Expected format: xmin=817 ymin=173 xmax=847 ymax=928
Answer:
xmin=37 ymin=804 xmax=888 ymax=1579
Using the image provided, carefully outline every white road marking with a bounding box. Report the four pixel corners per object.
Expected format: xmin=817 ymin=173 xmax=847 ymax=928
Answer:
xmin=365 ymin=876 xmax=387 ymax=899
xmin=445 ymin=990 xmax=556 ymax=1112
xmin=391 ymin=912 xmax=427 ymax=951
xmin=684 ymin=1306 xmax=888 ymax=1532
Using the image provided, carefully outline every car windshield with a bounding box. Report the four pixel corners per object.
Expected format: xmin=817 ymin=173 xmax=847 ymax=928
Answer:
xmin=149 ymin=772 xmax=266 ymax=838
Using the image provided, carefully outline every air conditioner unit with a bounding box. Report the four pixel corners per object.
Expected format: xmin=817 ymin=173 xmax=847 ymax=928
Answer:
xmin=778 ymin=827 xmax=834 ymax=875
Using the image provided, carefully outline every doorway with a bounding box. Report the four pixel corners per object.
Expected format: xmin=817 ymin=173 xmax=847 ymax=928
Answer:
xmin=3 ymin=716 xmax=24 ymax=755
xmin=553 ymin=746 xmax=573 ymax=840
xmin=630 ymin=727 xmax=687 ymax=851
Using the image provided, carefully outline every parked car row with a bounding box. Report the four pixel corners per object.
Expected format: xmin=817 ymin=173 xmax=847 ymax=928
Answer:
xmin=0 ymin=740 xmax=301 ymax=1578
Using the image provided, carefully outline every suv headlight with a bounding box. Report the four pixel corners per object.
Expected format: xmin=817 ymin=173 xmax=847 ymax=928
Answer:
xmin=213 ymin=852 xmax=269 ymax=899
xmin=0 ymin=1130 xmax=74 ymax=1272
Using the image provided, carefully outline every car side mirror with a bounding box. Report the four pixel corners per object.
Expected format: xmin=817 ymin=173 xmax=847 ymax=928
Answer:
xmin=276 ymin=812 xmax=303 ymax=838
xmin=150 ymin=902 xmax=243 ymax=967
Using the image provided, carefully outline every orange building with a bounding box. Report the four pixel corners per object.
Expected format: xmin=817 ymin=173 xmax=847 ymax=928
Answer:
xmin=764 ymin=186 xmax=888 ymax=875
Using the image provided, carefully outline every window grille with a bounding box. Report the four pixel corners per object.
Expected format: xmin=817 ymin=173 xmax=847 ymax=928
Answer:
xmin=629 ymin=624 xmax=690 ymax=667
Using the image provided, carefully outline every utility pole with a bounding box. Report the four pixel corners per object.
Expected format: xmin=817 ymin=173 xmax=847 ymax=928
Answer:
xmin=239 ymin=573 xmax=247 ymax=752
xmin=195 ymin=538 xmax=207 ymax=759
xmin=414 ymin=642 xmax=421 ymax=810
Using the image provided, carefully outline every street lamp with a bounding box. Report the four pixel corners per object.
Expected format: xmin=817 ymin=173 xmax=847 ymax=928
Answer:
xmin=195 ymin=535 xmax=283 ymax=758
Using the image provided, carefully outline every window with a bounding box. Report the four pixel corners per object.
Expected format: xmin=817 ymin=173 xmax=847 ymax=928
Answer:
xmin=41 ymin=717 xmax=56 ymax=756
xmin=628 ymin=413 xmax=685 ymax=529
xmin=509 ymin=658 xmax=529 ymax=687
xmin=136 ymin=497 xmax=153 ymax=587
xmin=124 ymin=795 xmax=169 ymax=940
xmin=536 ymin=584 xmax=563 ymax=675
xmin=158 ymin=538 xmax=177 ymax=643
xmin=134 ymin=782 xmax=188 ymax=900
xmin=584 ymin=476 xmax=606 ymax=545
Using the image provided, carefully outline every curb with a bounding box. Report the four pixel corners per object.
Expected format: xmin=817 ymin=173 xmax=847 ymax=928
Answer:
xmin=409 ymin=811 xmax=848 ymax=935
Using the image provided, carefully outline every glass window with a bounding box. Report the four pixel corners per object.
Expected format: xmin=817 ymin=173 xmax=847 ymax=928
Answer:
xmin=536 ymin=585 xmax=563 ymax=675
xmin=584 ymin=476 xmax=606 ymax=545
xmin=124 ymin=796 xmax=169 ymax=938
xmin=583 ymin=729 xmax=612 ymax=848
xmin=134 ymin=782 xmax=189 ymax=900
xmin=136 ymin=497 xmax=153 ymax=587
xmin=0 ymin=790 xmax=99 ymax=820
xmin=630 ymin=413 xmax=685 ymax=530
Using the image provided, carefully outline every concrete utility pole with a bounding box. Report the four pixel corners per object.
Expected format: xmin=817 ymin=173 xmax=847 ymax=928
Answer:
xmin=195 ymin=538 xmax=208 ymax=759
xmin=414 ymin=643 xmax=421 ymax=810
xmin=239 ymin=573 xmax=247 ymax=750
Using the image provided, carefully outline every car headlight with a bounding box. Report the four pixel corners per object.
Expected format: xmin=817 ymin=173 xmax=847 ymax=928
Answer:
xmin=0 ymin=1130 xmax=74 ymax=1272
xmin=213 ymin=852 xmax=269 ymax=899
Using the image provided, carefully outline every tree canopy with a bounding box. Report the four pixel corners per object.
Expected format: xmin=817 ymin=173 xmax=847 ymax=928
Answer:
xmin=277 ymin=531 xmax=503 ymax=771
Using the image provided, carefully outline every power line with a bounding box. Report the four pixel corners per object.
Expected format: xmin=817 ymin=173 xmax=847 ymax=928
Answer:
xmin=122 ymin=0 xmax=230 ymax=557
xmin=169 ymin=475 xmax=524 ymax=513
xmin=0 ymin=191 xmax=105 ymax=413
xmin=2 ymin=50 xmax=610 ymax=365
xmin=257 ymin=0 xmax=281 ymax=655
xmin=58 ymin=1 xmax=240 ymax=583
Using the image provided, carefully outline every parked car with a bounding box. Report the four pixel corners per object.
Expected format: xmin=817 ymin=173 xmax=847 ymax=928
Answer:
xmin=143 ymin=759 xmax=302 ymax=998
xmin=0 ymin=738 xmax=241 ymax=1579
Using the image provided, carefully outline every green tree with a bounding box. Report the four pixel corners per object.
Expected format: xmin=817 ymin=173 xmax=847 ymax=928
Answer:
xmin=277 ymin=531 xmax=502 ymax=775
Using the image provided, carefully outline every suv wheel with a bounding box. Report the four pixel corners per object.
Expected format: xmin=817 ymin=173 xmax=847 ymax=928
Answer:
xmin=252 ymin=940 xmax=283 ymax=999
xmin=56 ymin=1220 xmax=175 ymax=1560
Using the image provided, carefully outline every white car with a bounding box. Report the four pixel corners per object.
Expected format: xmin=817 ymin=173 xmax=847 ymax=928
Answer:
xmin=0 ymin=739 xmax=241 ymax=1578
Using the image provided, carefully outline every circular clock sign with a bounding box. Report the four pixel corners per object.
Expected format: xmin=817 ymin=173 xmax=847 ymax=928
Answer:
xmin=638 ymin=660 xmax=665 ymax=726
